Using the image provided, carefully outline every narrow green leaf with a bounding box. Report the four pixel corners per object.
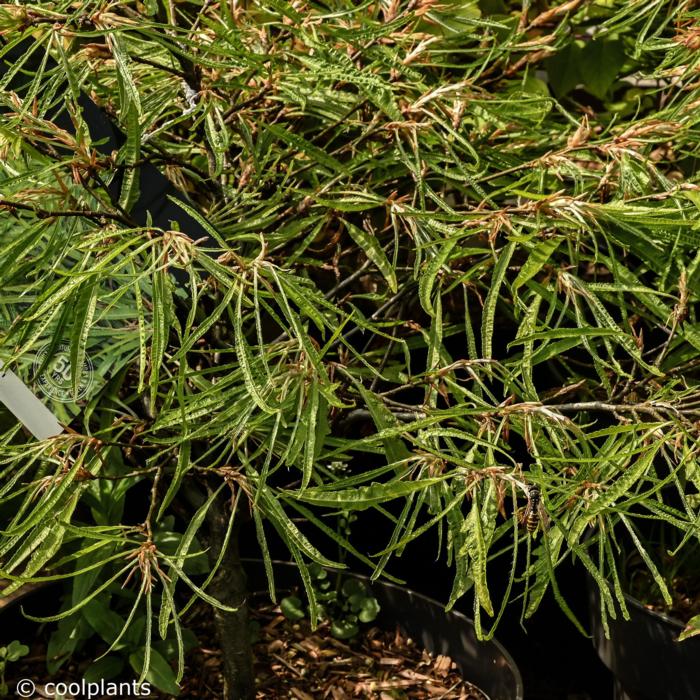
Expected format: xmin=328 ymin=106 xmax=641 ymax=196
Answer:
xmin=234 ymin=281 xmax=278 ymax=414
xmin=513 ymin=238 xmax=560 ymax=291
xmin=293 ymin=477 xmax=446 ymax=509
xmin=70 ymin=278 xmax=98 ymax=399
xmin=344 ymin=221 xmax=397 ymax=293
xmin=482 ymin=242 xmax=515 ymax=359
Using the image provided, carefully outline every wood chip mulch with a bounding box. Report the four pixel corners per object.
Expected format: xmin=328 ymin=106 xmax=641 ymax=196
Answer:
xmin=643 ymin=575 xmax=700 ymax=623
xmin=1 ymin=583 xmax=488 ymax=699
xmin=179 ymin=603 xmax=488 ymax=699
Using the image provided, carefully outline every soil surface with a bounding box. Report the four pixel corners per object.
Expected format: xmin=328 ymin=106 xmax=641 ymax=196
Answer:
xmin=3 ymin=599 xmax=488 ymax=699
xmin=629 ymin=572 xmax=700 ymax=623
xmin=178 ymin=603 xmax=489 ymax=699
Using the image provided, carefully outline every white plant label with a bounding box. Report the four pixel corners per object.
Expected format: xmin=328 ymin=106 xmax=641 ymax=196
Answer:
xmin=0 ymin=361 xmax=64 ymax=439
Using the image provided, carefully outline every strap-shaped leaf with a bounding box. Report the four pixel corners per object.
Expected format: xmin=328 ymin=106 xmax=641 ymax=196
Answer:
xmin=343 ymin=220 xmax=397 ymax=293
xmin=292 ymin=476 xmax=447 ymax=509
xmin=513 ymin=238 xmax=561 ymax=291
xmin=482 ymin=241 xmax=515 ymax=359
xmin=234 ymin=280 xmax=278 ymax=414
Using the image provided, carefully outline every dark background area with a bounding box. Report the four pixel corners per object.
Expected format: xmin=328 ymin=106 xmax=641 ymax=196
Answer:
xmin=390 ymin=538 xmax=614 ymax=700
xmin=238 ymin=514 xmax=614 ymax=700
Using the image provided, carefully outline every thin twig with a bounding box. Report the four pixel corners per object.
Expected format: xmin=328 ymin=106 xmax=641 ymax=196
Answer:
xmin=0 ymin=199 xmax=131 ymax=225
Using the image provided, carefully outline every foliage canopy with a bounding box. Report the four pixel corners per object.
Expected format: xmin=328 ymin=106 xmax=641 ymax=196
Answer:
xmin=1 ymin=0 xmax=700 ymax=691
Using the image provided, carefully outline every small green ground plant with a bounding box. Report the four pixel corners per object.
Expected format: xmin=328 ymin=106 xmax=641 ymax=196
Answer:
xmin=0 ymin=641 xmax=29 ymax=697
xmin=1 ymin=1 xmax=700 ymax=698
xmin=281 ymin=563 xmax=381 ymax=640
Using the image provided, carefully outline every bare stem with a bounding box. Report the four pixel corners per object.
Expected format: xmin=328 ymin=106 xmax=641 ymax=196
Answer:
xmin=204 ymin=487 xmax=255 ymax=700
xmin=0 ymin=199 xmax=131 ymax=226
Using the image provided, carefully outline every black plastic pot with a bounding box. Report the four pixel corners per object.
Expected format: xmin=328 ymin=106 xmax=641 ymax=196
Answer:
xmin=244 ymin=559 xmax=523 ymax=700
xmin=588 ymin=576 xmax=700 ymax=700
xmin=1 ymin=565 xmax=523 ymax=700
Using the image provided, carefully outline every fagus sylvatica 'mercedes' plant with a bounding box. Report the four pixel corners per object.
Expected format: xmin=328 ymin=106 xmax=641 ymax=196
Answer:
xmin=1 ymin=1 xmax=700 ymax=698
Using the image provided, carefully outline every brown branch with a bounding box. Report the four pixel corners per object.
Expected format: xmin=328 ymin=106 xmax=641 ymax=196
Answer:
xmin=144 ymin=465 xmax=164 ymax=541
xmin=223 ymin=85 xmax=274 ymax=124
xmin=543 ymin=401 xmax=690 ymax=420
xmin=527 ymin=0 xmax=588 ymax=30
xmin=130 ymin=54 xmax=188 ymax=79
xmin=343 ymin=399 xmax=696 ymax=424
xmin=0 ymin=199 xmax=131 ymax=226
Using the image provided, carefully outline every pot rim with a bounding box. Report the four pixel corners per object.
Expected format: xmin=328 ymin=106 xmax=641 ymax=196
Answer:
xmin=619 ymin=587 xmax=684 ymax=631
xmin=242 ymin=557 xmax=524 ymax=698
xmin=1 ymin=563 xmax=525 ymax=699
xmin=586 ymin=570 xmax=685 ymax=632
xmin=583 ymin=527 xmax=688 ymax=632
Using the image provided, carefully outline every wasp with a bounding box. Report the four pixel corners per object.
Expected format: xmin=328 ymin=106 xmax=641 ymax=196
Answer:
xmin=521 ymin=484 xmax=549 ymax=535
